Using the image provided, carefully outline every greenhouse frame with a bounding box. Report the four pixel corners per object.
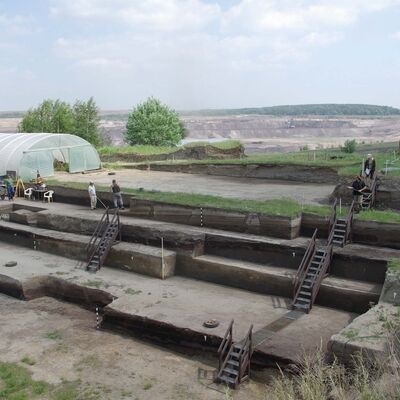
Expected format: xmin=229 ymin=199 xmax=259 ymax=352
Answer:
xmin=0 ymin=133 xmax=101 ymax=180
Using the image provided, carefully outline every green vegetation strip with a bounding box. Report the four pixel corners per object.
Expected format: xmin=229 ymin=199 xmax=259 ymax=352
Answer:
xmin=388 ymin=259 xmax=400 ymax=273
xmin=48 ymin=179 xmax=330 ymax=217
xmin=97 ymin=140 xmax=242 ymax=156
xmin=0 ymin=361 xmax=92 ymax=400
xmin=121 ymin=142 xmax=400 ymax=177
xmin=48 ymin=179 xmax=400 ymax=224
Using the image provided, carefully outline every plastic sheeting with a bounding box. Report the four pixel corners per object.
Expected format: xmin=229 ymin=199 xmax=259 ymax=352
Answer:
xmin=0 ymin=133 xmax=101 ymax=180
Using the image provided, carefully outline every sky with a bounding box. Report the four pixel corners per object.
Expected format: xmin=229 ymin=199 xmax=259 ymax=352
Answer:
xmin=1 ymin=0 xmax=400 ymax=111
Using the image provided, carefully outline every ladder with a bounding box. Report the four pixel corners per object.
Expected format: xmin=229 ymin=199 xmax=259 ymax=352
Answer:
xmin=216 ymin=321 xmax=253 ymax=389
xmin=292 ymin=229 xmax=333 ymax=313
xmin=86 ymin=208 xmax=121 ymax=272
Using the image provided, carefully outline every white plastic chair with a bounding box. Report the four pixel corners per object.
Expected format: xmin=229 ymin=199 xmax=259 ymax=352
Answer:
xmin=24 ymin=188 xmax=33 ymax=200
xmin=43 ymin=190 xmax=54 ymax=203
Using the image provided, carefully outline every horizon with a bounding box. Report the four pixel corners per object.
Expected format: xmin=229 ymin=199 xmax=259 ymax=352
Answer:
xmin=1 ymin=102 xmax=400 ymax=114
xmin=1 ymin=1 xmax=400 ymax=110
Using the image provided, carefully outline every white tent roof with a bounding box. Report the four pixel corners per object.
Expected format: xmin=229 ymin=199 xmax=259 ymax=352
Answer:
xmin=0 ymin=133 xmax=100 ymax=177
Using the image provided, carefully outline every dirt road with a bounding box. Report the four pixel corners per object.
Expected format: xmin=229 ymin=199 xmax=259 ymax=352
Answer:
xmin=57 ymin=169 xmax=334 ymax=205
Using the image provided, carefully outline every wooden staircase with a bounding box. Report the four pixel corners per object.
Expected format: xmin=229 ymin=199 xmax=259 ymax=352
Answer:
xmin=216 ymin=320 xmax=253 ymax=389
xmin=292 ymin=229 xmax=333 ymax=313
xmin=86 ymin=208 xmax=121 ymax=273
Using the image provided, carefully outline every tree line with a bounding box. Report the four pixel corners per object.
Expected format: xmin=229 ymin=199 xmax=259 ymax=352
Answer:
xmin=19 ymin=97 xmax=185 ymax=147
xmin=19 ymin=97 xmax=101 ymax=146
xmin=182 ymin=104 xmax=400 ymax=117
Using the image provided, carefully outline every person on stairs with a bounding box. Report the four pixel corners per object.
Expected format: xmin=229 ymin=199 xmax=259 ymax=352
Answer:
xmin=364 ymin=154 xmax=376 ymax=185
xmin=351 ymin=175 xmax=367 ymax=211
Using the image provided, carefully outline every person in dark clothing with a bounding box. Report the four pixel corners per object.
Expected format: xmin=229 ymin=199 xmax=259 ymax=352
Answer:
xmin=364 ymin=154 xmax=376 ymax=182
xmin=110 ymin=179 xmax=124 ymax=209
xmin=352 ymin=175 xmax=367 ymax=210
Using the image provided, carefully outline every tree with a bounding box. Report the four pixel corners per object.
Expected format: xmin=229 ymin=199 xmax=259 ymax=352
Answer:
xmin=19 ymin=97 xmax=100 ymax=146
xmin=125 ymin=97 xmax=185 ymax=146
xmin=72 ymin=97 xmax=101 ymax=146
xmin=341 ymin=139 xmax=357 ymax=154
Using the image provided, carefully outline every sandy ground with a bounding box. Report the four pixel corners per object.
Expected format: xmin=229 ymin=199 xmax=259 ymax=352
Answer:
xmin=56 ymin=170 xmax=334 ymax=205
xmin=0 ymin=294 xmax=270 ymax=400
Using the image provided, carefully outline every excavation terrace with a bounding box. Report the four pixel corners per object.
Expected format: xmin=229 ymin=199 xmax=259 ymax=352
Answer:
xmin=1 ymin=192 xmax=399 ymax=378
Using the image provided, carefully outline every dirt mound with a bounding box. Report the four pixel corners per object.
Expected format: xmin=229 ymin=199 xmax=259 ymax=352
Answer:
xmin=100 ymin=143 xmax=244 ymax=162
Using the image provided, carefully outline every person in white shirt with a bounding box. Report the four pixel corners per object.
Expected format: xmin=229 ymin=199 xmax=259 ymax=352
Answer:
xmin=88 ymin=181 xmax=97 ymax=210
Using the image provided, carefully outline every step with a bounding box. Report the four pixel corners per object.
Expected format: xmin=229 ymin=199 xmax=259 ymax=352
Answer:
xmin=227 ymin=360 xmax=239 ymax=367
xmin=230 ymin=351 xmax=240 ymax=358
xmin=223 ymin=367 xmax=239 ymax=376
xmin=0 ymin=220 xmax=176 ymax=280
xmin=299 ymin=290 xmax=311 ymax=297
xmin=294 ymin=303 xmax=309 ymax=310
xmin=296 ymin=296 xmax=311 ymax=303
xmin=219 ymin=375 xmax=236 ymax=385
xmin=180 ymin=254 xmax=295 ymax=298
xmin=333 ymin=240 xmax=343 ymax=245
xmin=334 ymin=229 xmax=346 ymax=233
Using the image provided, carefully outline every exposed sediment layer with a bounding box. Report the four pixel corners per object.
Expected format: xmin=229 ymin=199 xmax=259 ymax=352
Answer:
xmin=133 ymin=162 xmax=342 ymax=184
xmin=0 ymin=220 xmax=176 ymax=279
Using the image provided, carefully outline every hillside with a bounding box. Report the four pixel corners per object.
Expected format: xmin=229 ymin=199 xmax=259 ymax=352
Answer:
xmin=181 ymin=104 xmax=400 ymax=117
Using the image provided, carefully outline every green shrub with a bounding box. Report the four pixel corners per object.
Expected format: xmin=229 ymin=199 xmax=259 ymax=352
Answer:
xmin=341 ymin=139 xmax=357 ymax=153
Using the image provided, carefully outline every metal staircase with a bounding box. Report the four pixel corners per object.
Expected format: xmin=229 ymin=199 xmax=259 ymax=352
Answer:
xmin=86 ymin=208 xmax=121 ymax=272
xmin=361 ymin=175 xmax=378 ymax=210
xmin=329 ymin=199 xmax=354 ymax=247
xmin=292 ymin=229 xmax=333 ymax=313
xmin=216 ymin=320 xmax=253 ymax=389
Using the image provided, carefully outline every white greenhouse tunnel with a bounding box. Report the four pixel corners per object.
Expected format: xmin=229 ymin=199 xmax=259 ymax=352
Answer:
xmin=0 ymin=133 xmax=101 ymax=180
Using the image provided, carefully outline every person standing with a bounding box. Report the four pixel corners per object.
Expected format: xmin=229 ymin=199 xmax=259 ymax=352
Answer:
xmin=351 ymin=175 xmax=367 ymax=211
xmin=110 ymin=179 xmax=124 ymax=209
xmin=88 ymin=181 xmax=97 ymax=210
xmin=364 ymin=154 xmax=376 ymax=183
xmin=5 ymin=176 xmax=14 ymax=201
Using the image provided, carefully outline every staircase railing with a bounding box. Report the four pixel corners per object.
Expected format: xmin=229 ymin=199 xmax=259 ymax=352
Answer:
xmin=369 ymin=175 xmax=378 ymax=208
xmin=293 ymin=229 xmax=317 ymax=300
xmin=344 ymin=201 xmax=354 ymax=244
xmin=328 ymin=198 xmax=337 ymax=235
xmin=310 ymin=244 xmax=333 ymax=308
xmin=237 ymin=325 xmax=253 ymax=386
xmin=86 ymin=208 xmax=109 ymax=263
xmin=98 ymin=208 xmax=121 ymax=268
xmin=217 ymin=319 xmax=233 ymax=372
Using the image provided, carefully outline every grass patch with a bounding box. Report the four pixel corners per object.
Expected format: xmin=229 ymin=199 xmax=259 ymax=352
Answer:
xmin=0 ymin=362 xmax=49 ymax=399
xmin=143 ymin=382 xmax=153 ymax=390
xmin=82 ymin=279 xmax=108 ymax=289
xmin=98 ymin=145 xmax=176 ymax=156
xmin=0 ymin=362 xmax=101 ymax=400
xmin=20 ymin=357 xmax=36 ymax=366
xmin=388 ymin=259 xmax=400 ymax=274
xmin=74 ymin=355 xmax=102 ymax=371
xmin=124 ymin=288 xmax=142 ymax=295
xmin=45 ymin=330 xmax=62 ymax=340
xmin=355 ymin=209 xmax=400 ymax=224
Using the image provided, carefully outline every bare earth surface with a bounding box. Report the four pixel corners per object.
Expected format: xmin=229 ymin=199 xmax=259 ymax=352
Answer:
xmin=56 ymin=170 xmax=335 ymax=205
xmin=0 ymin=294 xmax=271 ymax=400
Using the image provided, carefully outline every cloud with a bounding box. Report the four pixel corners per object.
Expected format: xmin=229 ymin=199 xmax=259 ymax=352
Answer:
xmin=50 ymin=0 xmax=221 ymax=31
xmin=392 ymin=31 xmax=400 ymax=40
xmin=0 ymin=13 xmax=34 ymax=35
